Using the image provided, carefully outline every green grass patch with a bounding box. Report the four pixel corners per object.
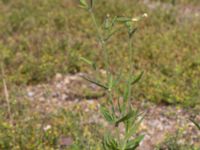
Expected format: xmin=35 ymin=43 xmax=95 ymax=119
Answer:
xmin=0 ymin=0 xmax=199 ymax=106
xmin=0 ymin=98 xmax=102 ymax=149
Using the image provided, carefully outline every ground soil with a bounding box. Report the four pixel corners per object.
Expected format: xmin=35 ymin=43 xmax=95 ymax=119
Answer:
xmin=25 ymin=73 xmax=200 ymax=150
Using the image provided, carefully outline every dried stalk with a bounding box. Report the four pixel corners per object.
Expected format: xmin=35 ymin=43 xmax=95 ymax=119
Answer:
xmin=1 ymin=61 xmax=12 ymax=121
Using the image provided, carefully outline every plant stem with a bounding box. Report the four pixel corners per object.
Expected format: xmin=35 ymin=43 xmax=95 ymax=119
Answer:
xmin=89 ymin=10 xmax=115 ymax=114
xmin=127 ymin=37 xmax=133 ymax=111
xmin=1 ymin=61 xmax=12 ymax=122
xmin=89 ymin=10 xmax=110 ymax=81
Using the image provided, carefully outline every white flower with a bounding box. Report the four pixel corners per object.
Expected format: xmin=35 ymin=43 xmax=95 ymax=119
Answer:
xmin=43 ymin=125 xmax=51 ymax=131
xmin=132 ymin=13 xmax=148 ymax=22
xmin=143 ymin=13 xmax=148 ymax=18
xmin=132 ymin=17 xmax=139 ymax=22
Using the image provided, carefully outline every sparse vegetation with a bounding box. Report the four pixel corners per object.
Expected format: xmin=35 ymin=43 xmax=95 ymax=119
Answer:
xmin=156 ymin=134 xmax=196 ymax=150
xmin=0 ymin=0 xmax=200 ymax=149
xmin=0 ymin=98 xmax=103 ymax=149
xmin=0 ymin=0 xmax=200 ymax=106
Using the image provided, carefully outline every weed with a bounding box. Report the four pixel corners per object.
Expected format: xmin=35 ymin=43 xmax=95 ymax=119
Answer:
xmin=155 ymin=132 xmax=197 ymax=150
xmin=79 ymin=0 xmax=147 ymax=149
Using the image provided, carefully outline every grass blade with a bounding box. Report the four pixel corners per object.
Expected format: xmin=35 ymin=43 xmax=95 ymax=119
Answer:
xmin=79 ymin=0 xmax=88 ymax=9
xmin=190 ymin=119 xmax=200 ymax=130
xmin=115 ymin=110 xmax=136 ymax=127
xmin=125 ymin=135 xmax=145 ymax=150
xmin=131 ymin=71 xmax=144 ymax=85
xmin=81 ymin=75 xmax=108 ymax=90
xmin=100 ymin=106 xmax=115 ymax=124
xmin=80 ymin=56 xmax=96 ymax=70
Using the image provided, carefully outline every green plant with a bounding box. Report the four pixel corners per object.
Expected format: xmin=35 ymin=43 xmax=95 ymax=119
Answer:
xmin=0 ymin=0 xmax=199 ymax=106
xmin=79 ymin=0 xmax=147 ymax=149
xmin=0 ymin=99 xmax=102 ymax=149
xmin=156 ymin=133 xmax=196 ymax=150
xmin=190 ymin=118 xmax=200 ymax=130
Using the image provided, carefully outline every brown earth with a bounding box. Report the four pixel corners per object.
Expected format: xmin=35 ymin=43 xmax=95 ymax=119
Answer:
xmin=24 ymin=73 xmax=200 ymax=149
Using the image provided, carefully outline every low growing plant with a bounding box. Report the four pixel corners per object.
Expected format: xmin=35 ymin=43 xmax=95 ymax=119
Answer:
xmin=155 ymin=133 xmax=196 ymax=150
xmin=79 ymin=0 xmax=147 ymax=149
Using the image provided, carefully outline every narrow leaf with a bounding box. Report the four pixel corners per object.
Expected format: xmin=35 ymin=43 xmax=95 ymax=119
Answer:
xmin=81 ymin=76 xmax=108 ymax=90
xmin=80 ymin=56 xmax=93 ymax=65
xmin=125 ymin=114 xmax=145 ymax=139
xmin=116 ymin=16 xmax=132 ymax=23
xmin=111 ymin=16 xmax=117 ymax=27
xmin=90 ymin=0 xmax=93 ymax=9
xmin=100 ymin=106 xmax=115 ymax=123
xmin=80 ymin=56 xmax=96 ymax=70
xmin=103 ymin=134 xmax=119 ymax=150
xmin=129 ymin=28 xmax=137 ymax=38
xmin=122 ymin=81 xmax=131 ymax=114
xmin=125 ymin=135 xmax=145 ymax=150
xmin=79 ymin=0 xmax=88 ymax=8
xmin=125 ymin=21 xmax=132 ymax=28
xmin=131 ymin=71 xmax=144 ymax=85
xmin=104 ymin=28 xmax=122 ymax=41
xmin=115 ymin=110 xmax=136 ymax=127
xmin=108 ymin=75 xmax=113 ymax=91
xmin=125 ymin=109 xmax=140 ymax=133
xmin=190 ymin=119 xmax=200 ymax=130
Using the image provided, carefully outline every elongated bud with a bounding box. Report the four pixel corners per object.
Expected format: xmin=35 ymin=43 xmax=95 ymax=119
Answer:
xmin=131 ymin=13 xmax=148 ymax=22
xmin=142 ymin=13 xmax=148 ymax=18
xmin=131 ymin=17 xmax=139 ymax=22
xmin=104 ymin=14 xmax=110 ymax=29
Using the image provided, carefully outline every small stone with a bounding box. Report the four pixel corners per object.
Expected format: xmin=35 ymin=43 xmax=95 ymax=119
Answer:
xmin=55 ymin=73 xmax=63 ymax=81
xmin=52 ymin=92 xmax=59 ymax=98
xmin=62 ymin=94 xmax=68 ymax=100
xmin=39 ymin=97 xmax=45 ymax=102
xmin=59 ymin=136 xmax=73 ymax=147
xmin=87 ymin=100 xmax=95 ymax=105
xmin=85 ymin=108 xmax=89 ymax=112
xmin=56 ymin=83 xmax=62 ymax=89
xmin=100 ymin=69 xmax=106 ymax=75
xmin=27 ymin=91 xmax=34 ymax=97
xmin=74 ymin=99 xmax=79 ymax=103
xmin=69 ymin=75 xmax=79 ymax=81
xmin=64 ymin=77 xmax=70 ymax=84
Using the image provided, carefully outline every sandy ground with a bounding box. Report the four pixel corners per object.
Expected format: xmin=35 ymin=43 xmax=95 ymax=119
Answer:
xmin=24 ymin=73 xmax=200 ymax=149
